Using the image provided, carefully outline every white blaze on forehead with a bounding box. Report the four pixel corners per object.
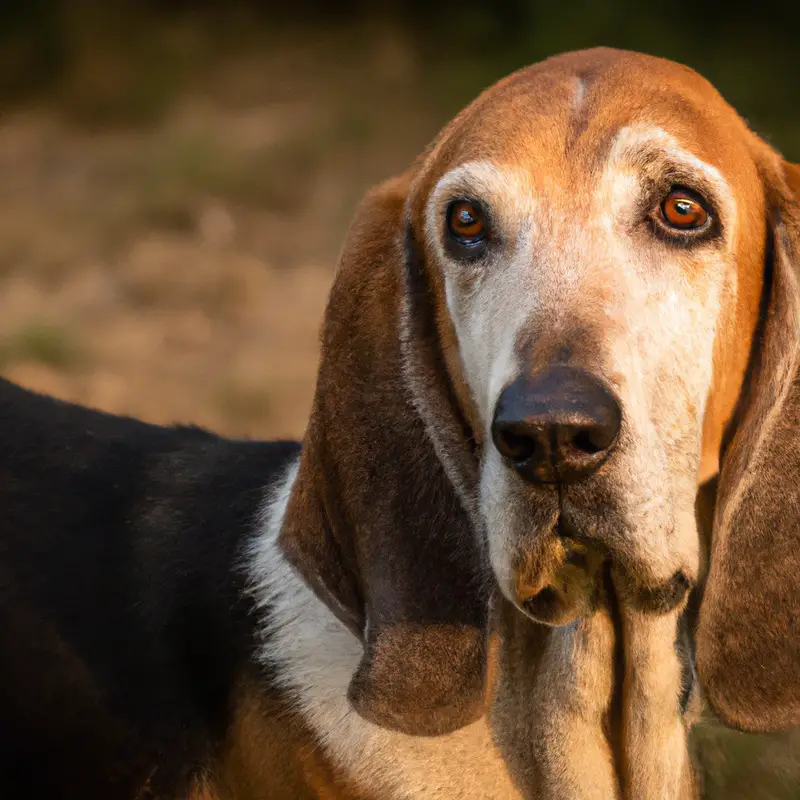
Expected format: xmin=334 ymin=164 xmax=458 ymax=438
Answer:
xmin=572 ymin=76 xmax=587 ymax=110
xmin=425 ymin=161 xmax=540 ymax=429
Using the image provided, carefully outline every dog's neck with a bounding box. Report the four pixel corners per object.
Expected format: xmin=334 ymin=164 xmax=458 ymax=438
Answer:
xmin=247 ymin=457 xmax=518 ymax=800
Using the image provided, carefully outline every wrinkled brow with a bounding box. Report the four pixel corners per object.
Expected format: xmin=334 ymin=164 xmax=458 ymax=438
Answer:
xmin=428 ymin=161 xmax=533 ymax=208
xmin=610 ymin=126 xmax=735 ymax=219
xmin=424 ymin=161 xmax=535 ymax=250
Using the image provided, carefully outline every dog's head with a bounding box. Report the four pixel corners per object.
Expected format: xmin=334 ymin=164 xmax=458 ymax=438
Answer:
xmin=410 ymin=48 xmax=800 ymax=732
xmin=410 ymin=49 xmax=757 ymax=617
xmin=280 ymin=47 xmax=800 ymax=736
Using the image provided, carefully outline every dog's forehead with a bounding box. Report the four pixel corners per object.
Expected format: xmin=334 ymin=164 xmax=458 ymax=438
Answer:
xmin=417 ymin=49 xmax=755 ymax=199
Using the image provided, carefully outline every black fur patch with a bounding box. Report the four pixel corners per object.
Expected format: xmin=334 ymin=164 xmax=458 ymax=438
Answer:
xmin=0 ymin=377 xmax=298 ymax=797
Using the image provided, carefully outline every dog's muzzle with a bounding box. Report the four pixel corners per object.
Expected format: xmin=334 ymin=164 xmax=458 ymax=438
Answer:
xmin=490 ymin=366 xmax=692 ymax=626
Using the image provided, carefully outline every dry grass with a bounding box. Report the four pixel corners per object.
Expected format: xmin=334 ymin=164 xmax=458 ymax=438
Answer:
xmin=1 ymin=25 xmax=799 ymax=797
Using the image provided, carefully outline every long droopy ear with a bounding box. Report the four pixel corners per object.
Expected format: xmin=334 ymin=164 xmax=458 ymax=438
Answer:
xmin=278 ymin=174 xmax=488 ymax=735
xmin=697 ymin=156 xmax=800 ymax=731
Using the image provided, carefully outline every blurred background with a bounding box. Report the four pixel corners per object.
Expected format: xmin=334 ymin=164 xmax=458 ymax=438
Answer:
xmin=1 ymin=2 xmax=798 ymax=797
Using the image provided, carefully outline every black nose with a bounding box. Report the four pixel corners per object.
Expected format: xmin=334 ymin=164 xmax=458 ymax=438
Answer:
xmin=491 ymin=366 xmax=621 ymax=484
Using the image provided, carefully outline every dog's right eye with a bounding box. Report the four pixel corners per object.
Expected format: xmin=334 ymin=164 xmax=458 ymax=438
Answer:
xmin=648 ymin=185 xmax=719 ymax=245
xmin=659 ymin=188 xmax=711 ymax=232
xmin=446 ymin=200 xmax=488 ymax=250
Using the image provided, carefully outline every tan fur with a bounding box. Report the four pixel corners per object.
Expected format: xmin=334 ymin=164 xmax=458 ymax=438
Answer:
xmin=490 ymin=596 xmax=620 ymax=799
xmin=404 ymin=48 xmax=788 ymax=792
xmin=619 ymin=607 xmax=697 ymax=799
xmin=524 ymin=610 xmax=621 ymax=800
xmin=194 ymin=681 xmax=366 ymax=800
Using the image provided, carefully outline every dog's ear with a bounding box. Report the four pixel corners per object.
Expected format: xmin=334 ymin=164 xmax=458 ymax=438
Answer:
xmin=278 ymin=175 xmax=487 ymax=736
xmin=697 ymin=156 xmax=800 ymax=732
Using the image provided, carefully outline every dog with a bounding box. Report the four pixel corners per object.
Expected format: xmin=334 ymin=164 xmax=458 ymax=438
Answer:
xmin=0 ymin=47 xmax=798 ymax=799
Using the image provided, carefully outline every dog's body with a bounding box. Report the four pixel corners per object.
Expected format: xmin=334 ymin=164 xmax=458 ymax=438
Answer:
xmin=1 ymin=47 xmax=800 ymax=800
xmin=0 ymin=378 xmax=515 ymax=798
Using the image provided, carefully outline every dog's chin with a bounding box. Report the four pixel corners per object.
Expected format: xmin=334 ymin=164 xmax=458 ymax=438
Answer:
xmin=511 ymin=561 xmax=693 ymax=626
xmin=557 ymin=497 xmax=697 ymax=616
xmin=498 ymin=500 xmax=695 ymax=626
xmin=506 ymin=515 xmax=607 ymax=627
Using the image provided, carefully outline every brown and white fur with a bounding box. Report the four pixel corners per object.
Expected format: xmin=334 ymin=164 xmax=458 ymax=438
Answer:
xmin=405 ymin=47 xmax=799 ymax=799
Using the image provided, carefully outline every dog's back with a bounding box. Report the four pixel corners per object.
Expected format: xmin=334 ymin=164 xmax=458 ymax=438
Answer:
xmin=0 ymin=377 xmax=299 ymax=797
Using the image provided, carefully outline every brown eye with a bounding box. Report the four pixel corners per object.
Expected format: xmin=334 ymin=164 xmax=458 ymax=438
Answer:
xmin=661 ymin=190 xmax=709 ymax=230
xmin=447 ymin=200 xmax=486 ymax=244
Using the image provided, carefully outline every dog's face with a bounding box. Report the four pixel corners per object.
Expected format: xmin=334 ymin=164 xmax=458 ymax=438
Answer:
xmin=409 ymin=50 xmax=766 ymax=626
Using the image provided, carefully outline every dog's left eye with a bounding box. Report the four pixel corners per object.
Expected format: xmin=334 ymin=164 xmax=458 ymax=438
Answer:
xmin=446 ymin=200 xmax=487 ymax=246
xmin=660 ymin=189 xmax=710 ymax=230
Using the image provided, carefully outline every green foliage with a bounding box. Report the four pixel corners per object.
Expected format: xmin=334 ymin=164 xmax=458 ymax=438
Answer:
xmin=0 ymin=323 xmax=83 ymax=370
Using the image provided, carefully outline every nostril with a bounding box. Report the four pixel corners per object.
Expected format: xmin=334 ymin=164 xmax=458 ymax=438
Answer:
xmin=571 ymin=425 xmax=617 ymax=456
xmin=495 ymin=428 xmax=537 ymax=462
xmin=571 ymin=428 xmax=604 ymax=455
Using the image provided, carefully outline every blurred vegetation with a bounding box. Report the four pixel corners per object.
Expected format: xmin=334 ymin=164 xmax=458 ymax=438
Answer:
xmin=1 ymin=1 xmax=799 ymax=155
xmin=693 ymin=721 xmax=800 ymax=800
xmin=0 ymin=3 xmax=799 ymax=798
xmin=0 ymin=321 xmax=83 ymax=370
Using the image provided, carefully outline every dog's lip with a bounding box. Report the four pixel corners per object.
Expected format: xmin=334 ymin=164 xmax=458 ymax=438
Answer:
xmin=514 ymin=510 xmax=696 ymax=622
xmin=555 ymin=507 xmax=697 ymax=612
xmin=555 ymin=509 xmax=603 ymax=549
xmin=511 ymin=516 xmax=607 ymax=627
xmin=614 ymin=568 xmax=695 ymax=615
xmin=514 ymin=567 xmax=695 ymax=628
xmin=519 ymin=584 xmax=591 ymax=627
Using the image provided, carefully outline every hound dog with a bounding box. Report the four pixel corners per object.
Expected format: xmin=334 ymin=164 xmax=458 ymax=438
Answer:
xmin=1 ymin=48 xmax=799 ymax=799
